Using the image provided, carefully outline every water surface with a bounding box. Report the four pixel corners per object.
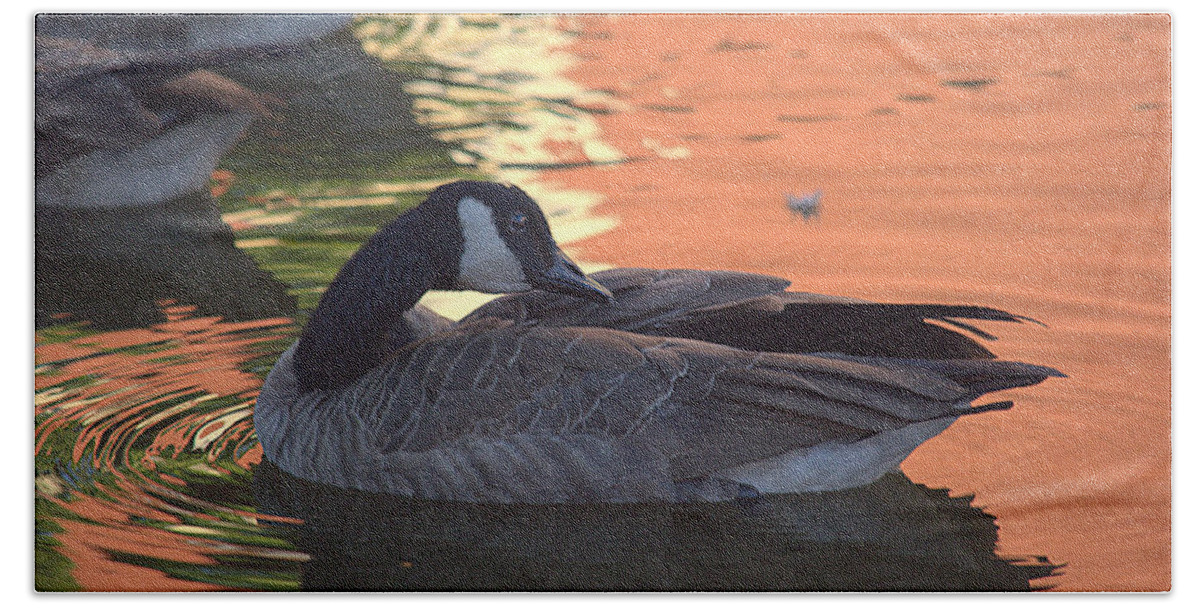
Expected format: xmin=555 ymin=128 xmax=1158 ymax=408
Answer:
xmin=34 ymin=14 xmax=1169 ymax=591
xmin=553 ymin=14 xmax=1170 ymax=591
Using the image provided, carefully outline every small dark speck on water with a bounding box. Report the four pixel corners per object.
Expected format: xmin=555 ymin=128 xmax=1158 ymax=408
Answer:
xmin=778 ymin=113 xmax=841 ymax=123
xmin=710 ymin=39 xmax=771 ymax=53
xmin=898 ymin=93 xmax=935 ymax=103
xmin=743 ymin=133 xmax=781 ymax=142
xmin=870 ymin=107 xmax=897 ymax=116
xmin=1037 ymin=68 xmax=1074 ymax=79
xmin=787 ymin=190 xmax=822 ymax=221
xmin=941 ymin=79 xmax=995 ymax=90
xmin=1134 ymin=102 xmax=1163 ymax=111
xmin=641 ymin=103 xmax=695 ymax=114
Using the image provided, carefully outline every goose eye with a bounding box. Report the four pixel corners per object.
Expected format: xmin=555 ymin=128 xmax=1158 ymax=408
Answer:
xmin=508 ymin=212 xmax=528 ymax=233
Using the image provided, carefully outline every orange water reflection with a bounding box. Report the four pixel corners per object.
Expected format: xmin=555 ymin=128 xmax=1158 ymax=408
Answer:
xmin=557 ymin=13 xmax=1170 ymax=591
xmin=35 ymin=304 xmax=300 ymax=591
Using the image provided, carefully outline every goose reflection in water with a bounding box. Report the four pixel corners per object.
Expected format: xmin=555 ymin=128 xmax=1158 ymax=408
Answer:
xmin=254 ymin=460 xmax=1060 ymax=591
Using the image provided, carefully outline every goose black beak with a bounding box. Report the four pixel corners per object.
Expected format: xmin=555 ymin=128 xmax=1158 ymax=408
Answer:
xmin=534 ymin=249 xmax=614 ymax=303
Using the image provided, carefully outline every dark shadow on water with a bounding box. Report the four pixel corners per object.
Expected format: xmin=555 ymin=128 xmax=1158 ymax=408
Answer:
xmin=253 ymin=460 xmax=1061 ymax=592
xmin=35 ymin=192 xmax=297 ymax=329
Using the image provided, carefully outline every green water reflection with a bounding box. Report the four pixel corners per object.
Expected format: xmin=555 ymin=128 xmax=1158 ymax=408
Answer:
xmin=36 ymin=14 xmax=621 ymax=591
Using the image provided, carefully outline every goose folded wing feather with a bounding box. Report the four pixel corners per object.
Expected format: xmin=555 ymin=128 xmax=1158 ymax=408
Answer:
xmin=463 ymin=268 xmax=792 ymax=331
xmin=359 ymin=319 xmax=981 ymax=479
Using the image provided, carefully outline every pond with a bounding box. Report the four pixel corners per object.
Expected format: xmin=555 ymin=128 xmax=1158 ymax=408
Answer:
xmin=34 ymin=14 xmax=1170 ymax=591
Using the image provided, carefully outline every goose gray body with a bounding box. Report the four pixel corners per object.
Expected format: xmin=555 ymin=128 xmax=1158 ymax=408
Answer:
xmin=254 ymin=182 xmax=1062 ymax=503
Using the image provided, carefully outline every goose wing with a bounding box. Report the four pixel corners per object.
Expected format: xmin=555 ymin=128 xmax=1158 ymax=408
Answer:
xmin=466 ymin=267 xmax=1038 ymax=360
xmin=356 ymin=319 xmax=1052 ymax=482
xmin=463 ymin=267 xmax=797 ymax=333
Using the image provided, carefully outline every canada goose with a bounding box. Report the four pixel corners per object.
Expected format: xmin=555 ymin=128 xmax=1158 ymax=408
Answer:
xmin=255 ymin=180 xmax=1063 ymax=503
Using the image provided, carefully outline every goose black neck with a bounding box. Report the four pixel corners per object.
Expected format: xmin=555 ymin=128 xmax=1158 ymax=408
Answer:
xmin=292 ymin=206 xmax=459 ymax=392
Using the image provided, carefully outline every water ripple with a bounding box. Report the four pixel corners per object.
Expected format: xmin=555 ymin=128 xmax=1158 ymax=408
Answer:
xmin=35 ymin=303 xmax=305 ymax=591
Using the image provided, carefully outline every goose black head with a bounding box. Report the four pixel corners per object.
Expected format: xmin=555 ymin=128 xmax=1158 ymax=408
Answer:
xmin=427 ymin=181 xmax=614 ymax=303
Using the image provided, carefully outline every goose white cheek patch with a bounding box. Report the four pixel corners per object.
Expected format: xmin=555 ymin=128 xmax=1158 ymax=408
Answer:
xmin=456 ymin=196 xmax=532 ymax=292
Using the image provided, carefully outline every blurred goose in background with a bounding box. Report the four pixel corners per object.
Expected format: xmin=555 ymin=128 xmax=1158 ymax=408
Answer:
xmin=34 ymin=14 xmax=349 ymax=207
xmin=36 ymin=35 xmax=280 ymax=207
xmin=255 ymin=180 xmax=1062 ymax=503
xmin=34 ymin=15 xmax=352 ymax=328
